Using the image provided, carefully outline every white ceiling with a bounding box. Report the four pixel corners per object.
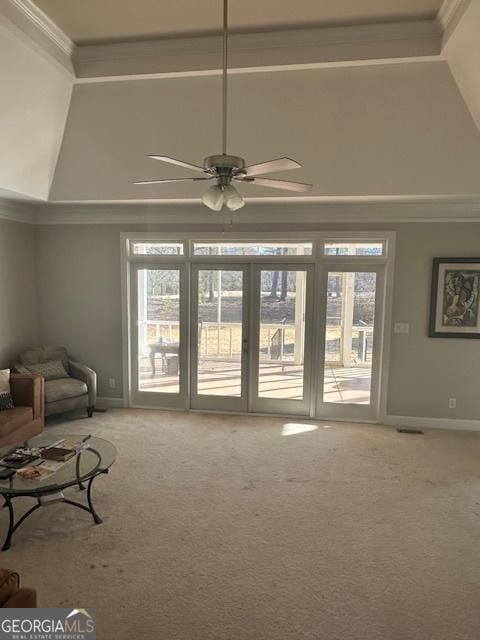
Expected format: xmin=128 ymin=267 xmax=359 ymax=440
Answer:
xmin=33 ymin=0 xmax=444 ymax=45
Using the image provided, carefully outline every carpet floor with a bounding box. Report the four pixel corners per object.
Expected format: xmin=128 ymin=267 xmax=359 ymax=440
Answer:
xmin=1 ymin=410 xmax=480 ymax=640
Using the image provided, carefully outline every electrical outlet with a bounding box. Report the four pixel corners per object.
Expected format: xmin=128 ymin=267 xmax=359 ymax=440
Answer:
xmin=108 ymin=378 xmax=116 ymax=389
xmin=394 ymin=322 xmax=410 ymax=334
xmin=448 ymin=398 xmax=456 ymax=409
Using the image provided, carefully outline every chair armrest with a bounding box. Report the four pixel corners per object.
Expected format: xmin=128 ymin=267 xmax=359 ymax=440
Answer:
xmin=0 ymin=569 xmax=19 ymax=607
xmin=69 ymin=361 xmax=97 ymax=406
xmin=10 ymin=375 xmax=45 ymax=422
xmin=12 ymin=362 xmax=31 ymax=375
xmin=4 ymin=587 xmax=37 ymax=608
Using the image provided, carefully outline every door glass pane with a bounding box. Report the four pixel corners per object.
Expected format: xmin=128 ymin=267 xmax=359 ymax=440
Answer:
xmin=323 ymin=272 xmax=376 ymax=404
xmin=197 ymin=270 xmax=244 ymax=397
xmin=137 ymin=269 xmax=180 ymax=393
xmin=258 ymin=270 xmax=307 ymax=400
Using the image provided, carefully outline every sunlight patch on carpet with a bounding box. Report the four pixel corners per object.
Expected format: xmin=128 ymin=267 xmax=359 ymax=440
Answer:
xmin=282 ymin=423 xmax=319 ymax=436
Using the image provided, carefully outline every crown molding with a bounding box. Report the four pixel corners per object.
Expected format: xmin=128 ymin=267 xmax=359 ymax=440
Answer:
xmin=0 ymin=198 xmax=36 ymax=224
xmin=73 ymin=20 xmax=442 ymax=80
xmin=34 ymin=196 xmax=480 ymax=225
xmin=9 ymin=0 xmax=73 ymax=55
xmin=437 ymin=0 xmax=472 ymax=45
xmin=0 ymin=2 xmax=468 ymax=82
xmin=0 ymin=0 xmax=75 ymax=73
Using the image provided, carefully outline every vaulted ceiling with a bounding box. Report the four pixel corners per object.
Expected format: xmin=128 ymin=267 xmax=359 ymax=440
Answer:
xmin=1 ymin=0 xmax=480 ymax=209
xmin=33 ymin=0 xmax=444 ymax=44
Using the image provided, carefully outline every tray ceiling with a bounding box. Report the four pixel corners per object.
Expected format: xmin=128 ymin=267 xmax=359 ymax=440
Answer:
xmin=33 ymin=0 xmax=444 ymax=45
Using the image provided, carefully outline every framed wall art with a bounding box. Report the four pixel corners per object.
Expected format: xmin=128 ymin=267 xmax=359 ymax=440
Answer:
xmin=429 ymin=258 xmax=480 ymax=338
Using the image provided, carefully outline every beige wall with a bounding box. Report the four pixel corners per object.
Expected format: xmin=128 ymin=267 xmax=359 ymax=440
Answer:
xmin=35 ymin=219 xmax=480 ymax=421
xmin=0 ymin=18 xmax=72 ymax=200
xmin=36 ymin=224 xmax=124 ymax=398
xmin=445 ymin=0 xmax=480 ymax=131
xmin=0 ymin=218 xmax=39 ymax=368
xmin=388 ymin=224 xmax=480 ymax=420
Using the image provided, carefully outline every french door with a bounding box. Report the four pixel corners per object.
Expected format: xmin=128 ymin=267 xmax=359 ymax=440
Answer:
xmin=250 ymin=264 xmax=314 ymax=415
xmin=190 ymin=265 xmax=250 ymax=412
xmin=190 ymin=263 xmax=314 ymax=415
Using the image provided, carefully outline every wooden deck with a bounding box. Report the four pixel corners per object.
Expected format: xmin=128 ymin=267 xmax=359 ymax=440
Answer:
xmin=138 ymin=358 xmax=372 ymax=404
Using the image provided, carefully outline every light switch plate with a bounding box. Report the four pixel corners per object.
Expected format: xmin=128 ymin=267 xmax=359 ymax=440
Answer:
xmin=394 ymin=322 xmax=410 ymax=334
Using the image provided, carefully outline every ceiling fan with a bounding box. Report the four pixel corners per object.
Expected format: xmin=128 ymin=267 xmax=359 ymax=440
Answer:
xmin=134 ymin=0 xmax=312 ymax=211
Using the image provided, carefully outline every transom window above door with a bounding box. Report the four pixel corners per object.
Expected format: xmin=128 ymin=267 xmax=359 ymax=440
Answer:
xmin=323 ymin=241 xmax=385 ymax=256
xmin=192 ymin=242 xmax=313 ymax=256
xmin=128 ymin=236 xmax=391 ymax=260
xmin=131 ymin=242 xmax=184 ymax=255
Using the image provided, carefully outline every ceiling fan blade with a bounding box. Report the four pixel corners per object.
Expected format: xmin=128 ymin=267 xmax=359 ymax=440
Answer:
xmin=243 ymin=157 xmax=302 ymax=177
xmin=134 ymin=177 xmax=212 ymax=185
xmin=238 ymin=177 xmax=312 ymax=192
xmin=148 ymin=155 xmax=205 ymax=173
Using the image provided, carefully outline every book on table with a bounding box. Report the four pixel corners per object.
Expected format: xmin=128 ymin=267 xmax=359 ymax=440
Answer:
xmin=41 ymin=447 xmax=76 ymax=462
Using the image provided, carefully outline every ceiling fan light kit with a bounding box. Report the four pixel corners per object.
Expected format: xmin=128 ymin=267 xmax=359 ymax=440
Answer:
xmin=134 ymin=0 xmax=312 ymax=211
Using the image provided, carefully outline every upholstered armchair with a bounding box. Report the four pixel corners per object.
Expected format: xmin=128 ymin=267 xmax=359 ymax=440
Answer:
xmin=14 ymin=347 xmax=96 ymax=418
xmin=0 ymin=569 xmax=36 ymax=608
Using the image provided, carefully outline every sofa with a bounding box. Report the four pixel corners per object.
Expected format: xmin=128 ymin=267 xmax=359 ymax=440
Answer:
xmin=14 ymin=347 xmax=96 ymax=418
xmin=0 ymin=569 xmax=37 ymax=608
xmin=0 ymin=374 xmax=44 ymax=449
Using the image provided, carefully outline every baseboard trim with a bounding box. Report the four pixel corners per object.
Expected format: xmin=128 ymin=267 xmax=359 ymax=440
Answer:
xmin=92 ymin=404 xmax=480 ymax=431
xmin=96 ymin=396 xmax=125 ymax=409
xmin=384 ymin=414 xmax=480 ymax=432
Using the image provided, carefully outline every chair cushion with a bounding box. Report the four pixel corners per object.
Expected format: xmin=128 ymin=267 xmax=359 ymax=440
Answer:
xmin=0 ymin=569 xmax=19 ymax=607
xmin=19 ymin=346 xmax=68 ymax=369
xmin=0 ymin=407 xmax=34 ymax=437
xmin=45 ymin=378 xmax=88 ymax=404
xmin=25 ymin=361 xmax=69 ymax=381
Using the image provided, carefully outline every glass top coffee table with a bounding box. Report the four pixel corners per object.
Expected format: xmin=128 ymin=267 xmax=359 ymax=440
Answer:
xmin=0 ymin=433 xmax=116 ymax=550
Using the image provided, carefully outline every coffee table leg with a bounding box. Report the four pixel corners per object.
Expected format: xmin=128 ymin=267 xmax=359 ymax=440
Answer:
xmin=63 ymin=474 xmax=104 ymax=525
xmin=87 ymin=475 xmax=102 ymax=524
xmin=2 ymin=496 xmax=14 ymax=551
xmin=76 ymin=454 xmax=86 ymax=491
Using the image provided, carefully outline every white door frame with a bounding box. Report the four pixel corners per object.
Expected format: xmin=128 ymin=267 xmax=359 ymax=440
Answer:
xmin=129 ymin=261 xmax=189 ymax=409
xmin=121 ymin=231 xmax=395 ymax=423
xmin=314 ymin=262 xmax=386 ymax=422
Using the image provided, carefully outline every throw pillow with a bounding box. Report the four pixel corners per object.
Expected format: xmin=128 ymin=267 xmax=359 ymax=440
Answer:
xmin=0 ymin=369 xmax=14 ymax=411
xmin=25 ymin=360 xmax=69 ymax=380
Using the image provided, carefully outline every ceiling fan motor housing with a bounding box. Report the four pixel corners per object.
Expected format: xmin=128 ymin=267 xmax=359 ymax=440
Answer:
xmin=204 ymin=155 xmax=246 ymax=178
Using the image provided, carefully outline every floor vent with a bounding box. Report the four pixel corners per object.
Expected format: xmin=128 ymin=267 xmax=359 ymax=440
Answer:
xmin=396 ymin=428 xmax=424 ymax=435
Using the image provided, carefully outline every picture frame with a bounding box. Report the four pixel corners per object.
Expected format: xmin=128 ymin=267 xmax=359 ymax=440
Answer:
xmin=429 ymin=258 xmax=480 ymax=338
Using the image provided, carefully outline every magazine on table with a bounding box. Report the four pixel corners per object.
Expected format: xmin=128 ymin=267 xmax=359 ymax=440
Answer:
xmin=1 ymin=436 xmax=91 ymax=480
xmin=0 ymin=451 xmax=40 ymax=469
xmin=16 ymin=459 xmax=64 ymax=480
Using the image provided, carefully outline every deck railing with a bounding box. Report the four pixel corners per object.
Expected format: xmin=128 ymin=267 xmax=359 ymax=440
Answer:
xmin=141 ymin=320 xmax=373 ymax=365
